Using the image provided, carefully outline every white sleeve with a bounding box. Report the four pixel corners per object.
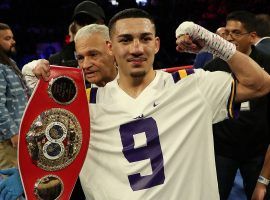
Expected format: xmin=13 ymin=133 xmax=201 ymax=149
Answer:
xmin=22 ymin=60 xmax=38 ymax=76
xmin=194 ymin=69 xmax=236 ymax=123
xmin=22 ymin=60 xmax=39 ymax=91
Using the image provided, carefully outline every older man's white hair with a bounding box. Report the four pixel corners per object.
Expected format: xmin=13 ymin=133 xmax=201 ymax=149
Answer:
xmin=74 ymin=24 xmax=110 ymax=42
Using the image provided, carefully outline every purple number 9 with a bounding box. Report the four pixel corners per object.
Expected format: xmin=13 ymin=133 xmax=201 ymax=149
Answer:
xmin=119 ymin=117 xmax=165 ymax=191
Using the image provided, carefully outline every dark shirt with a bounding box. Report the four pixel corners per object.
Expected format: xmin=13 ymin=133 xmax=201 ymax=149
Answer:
xmin=204 ymin=46 xmax=270 ymax=160
xmin=193 ymin=52 xmax=213 ymax=69
xmin=49 ymin=42 xmax=78 ymax=68
xmin=256 ymin=38 xmax=270 ymax=55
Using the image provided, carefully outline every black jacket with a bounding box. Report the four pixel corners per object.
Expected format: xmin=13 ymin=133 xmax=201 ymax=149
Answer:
xmin=49 ymin=42 xmax=78 ymax=68
xmin=256 ymin=38 xmax=270 ymax=55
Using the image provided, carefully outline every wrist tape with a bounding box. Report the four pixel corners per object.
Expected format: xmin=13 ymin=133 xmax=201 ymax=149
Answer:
xmin=176 ymin=22 xmax=236 ymax=61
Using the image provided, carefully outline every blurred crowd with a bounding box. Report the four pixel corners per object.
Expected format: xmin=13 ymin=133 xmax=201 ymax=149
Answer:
xmin=1 ymin=0 xmax=270 ymax=68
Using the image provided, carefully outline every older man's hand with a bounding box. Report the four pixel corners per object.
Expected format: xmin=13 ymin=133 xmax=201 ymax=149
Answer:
xmin=32 ymin=59 xmax=51 ymax=81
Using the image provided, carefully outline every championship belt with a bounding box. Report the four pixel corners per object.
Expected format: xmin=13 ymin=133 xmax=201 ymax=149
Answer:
xmin=18 ymin=66 xmax=90 ymax=200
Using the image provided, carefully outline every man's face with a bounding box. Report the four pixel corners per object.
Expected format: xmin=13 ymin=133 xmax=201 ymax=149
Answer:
xmin=225 ymin=20 xmax=254 ymax=54
xmin=75 ymin=33 xmax=116 ymax=87
xmin=110 ymin=18 xmax=160 ymax=78
xmin=0 ymin=29 xmax=16 ymax=56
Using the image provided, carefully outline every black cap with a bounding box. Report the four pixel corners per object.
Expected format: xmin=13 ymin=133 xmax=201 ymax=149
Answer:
xmin=72 ymin=1 xmax=105 ymax=21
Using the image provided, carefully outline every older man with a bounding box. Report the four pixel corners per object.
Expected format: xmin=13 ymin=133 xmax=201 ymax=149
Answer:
xmin=0 ymin=23 xmax=118 ymax=200
xmin=22 ymin=24 xmax=118 ymax=90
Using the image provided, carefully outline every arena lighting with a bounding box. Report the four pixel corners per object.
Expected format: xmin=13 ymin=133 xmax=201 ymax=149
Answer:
xmin=136 ymin=0 xmax=148 ymax=6
xmin=110 ymin=0 xmax=119 ymax=6
xmin=109 ymin=0 xmax=148 ymax=6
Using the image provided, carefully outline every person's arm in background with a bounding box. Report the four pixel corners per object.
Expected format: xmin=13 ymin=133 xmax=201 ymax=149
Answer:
xmin=251 ymin=145 xmax=270 ymax=200
xmin=175 ymin=21 xmax=270 ymax=102
xmin=251 ymin=89 xmax=270 ymax=200
xmin=0 ymin=168 xmax=23 ymax=200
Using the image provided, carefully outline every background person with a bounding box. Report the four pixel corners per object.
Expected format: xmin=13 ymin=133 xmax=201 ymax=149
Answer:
xmin=0 ymin=23 xmax=29 ymax=170
xmin=204 ymin=10 xmax=270 ymax=200
xmin=253 ymin=13 xmax=270 ymax=54
xmin=49 ymin=0 xmax=105 ymax=67
xmin=251 ymin=13 xmax=270 ymax=200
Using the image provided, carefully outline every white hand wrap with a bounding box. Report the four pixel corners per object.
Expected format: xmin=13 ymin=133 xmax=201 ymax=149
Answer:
xmin=176 ymin=21 xmax=236 ymax=61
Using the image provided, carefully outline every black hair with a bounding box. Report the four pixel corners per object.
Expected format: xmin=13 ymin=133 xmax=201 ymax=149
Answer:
xmin=0 ymin=23 xmax=10 ymax=31
xmin=108 ymin=8 xmax=155 ymax=37
xmin=0 ymin=23 xmax=14 ymax=67
xmin=255 ymin=14 xmax=270 ymax=37
xmin=226 ymin=10 xmax=256 ymax=32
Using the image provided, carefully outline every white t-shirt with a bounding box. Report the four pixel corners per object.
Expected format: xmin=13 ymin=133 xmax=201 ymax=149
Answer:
xmin=80 ymin=69 xmax=236 ymax=200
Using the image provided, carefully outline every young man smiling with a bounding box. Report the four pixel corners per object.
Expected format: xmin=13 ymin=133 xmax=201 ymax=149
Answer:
xmin=78 ymin=9 xmax=270 ymax=199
